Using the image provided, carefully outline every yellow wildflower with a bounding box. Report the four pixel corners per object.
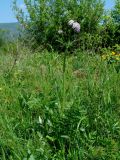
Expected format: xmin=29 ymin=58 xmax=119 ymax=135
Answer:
xmin=112 ymin=51 xmax=116 ymax=55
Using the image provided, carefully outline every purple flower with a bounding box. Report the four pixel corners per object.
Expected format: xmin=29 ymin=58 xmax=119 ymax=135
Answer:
xmin=68 ymin=20 xmax=80 ymax=33
xmin=72 ymin=22 xmax=80 ymax=33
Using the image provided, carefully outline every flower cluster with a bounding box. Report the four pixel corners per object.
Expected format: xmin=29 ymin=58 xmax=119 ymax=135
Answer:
xmin=101 ymin=51 xmax=120 ymax=63
xmin=68 ymin=20 xmax=80 ymax=33
xmin=58 ymin=19 xmax=80 ymax=35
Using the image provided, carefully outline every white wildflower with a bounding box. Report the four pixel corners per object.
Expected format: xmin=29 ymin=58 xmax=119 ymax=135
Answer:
xmin=68 ymin=20 xmax=74 ymax=26
xmin=58 ymin=29 xmax=63 ymax=34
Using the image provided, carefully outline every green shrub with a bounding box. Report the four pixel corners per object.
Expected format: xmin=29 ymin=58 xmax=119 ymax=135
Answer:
xmin=101 ymin=0 xmax=120 ymax=48
xmin=13 ymin=0 xmax=104 ymax=51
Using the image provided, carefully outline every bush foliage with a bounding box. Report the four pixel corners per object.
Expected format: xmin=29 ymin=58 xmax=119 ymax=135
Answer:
xmin=13 ymin=0 xmax=120 ymax=52
xmin=13 ymin=0 xmax=104 ymax=51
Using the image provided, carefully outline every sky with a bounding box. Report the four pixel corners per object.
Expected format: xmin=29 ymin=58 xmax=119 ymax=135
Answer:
xmin=0 ymin=0 xmax=115 ymax=23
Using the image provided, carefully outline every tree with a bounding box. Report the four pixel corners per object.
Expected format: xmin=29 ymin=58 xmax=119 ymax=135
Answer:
xmin=13 ymin=0 xmax=104 ymax=51
xmin=112 ymin=0 xmax=120 ymax=24
xmin=101 ymin=0 xmax=120 ymax=47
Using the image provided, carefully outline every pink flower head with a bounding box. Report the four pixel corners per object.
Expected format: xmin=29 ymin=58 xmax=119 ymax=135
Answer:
xmin=68 ymin=20 xmax=80 ymax=33
xmin=72 ymin=22 xmax=80 ymax=33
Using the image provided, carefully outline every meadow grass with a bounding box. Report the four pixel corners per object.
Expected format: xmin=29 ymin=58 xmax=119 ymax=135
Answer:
xmin=0 ymin=48 xmax=120 ymax=159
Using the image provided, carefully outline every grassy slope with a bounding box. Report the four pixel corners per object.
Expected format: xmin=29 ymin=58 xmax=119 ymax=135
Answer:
xmin=0 ymin=48 xmax=120 ymax=159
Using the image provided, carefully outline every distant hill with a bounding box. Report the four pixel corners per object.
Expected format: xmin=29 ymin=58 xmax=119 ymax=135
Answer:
xmin=0 ymin=22 xmax=20 ymax=37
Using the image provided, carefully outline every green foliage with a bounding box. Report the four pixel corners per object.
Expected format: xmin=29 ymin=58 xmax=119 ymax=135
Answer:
xmin=13 ymin=0 xmax=104 ymax=51
xmin=1 ymin=1 xmax=120 ymax=158
xmin=112 ymin=0 xmax=120 ymax=24
xmin=112 ymin=0 xmax=120 ymax=44
xmin=0 ymin=47 xmax=120 ymax=159
xmin=101 ymin=46 xmax=120 ymax=73
xmin=101 ymin=0 xmax=120 ymax=48
xmin=0 ymin=29 xmax=6 ymax=47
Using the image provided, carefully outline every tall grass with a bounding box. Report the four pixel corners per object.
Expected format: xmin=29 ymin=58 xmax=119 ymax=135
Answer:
xmin=0 ymin=47 xmax=120 ymax=159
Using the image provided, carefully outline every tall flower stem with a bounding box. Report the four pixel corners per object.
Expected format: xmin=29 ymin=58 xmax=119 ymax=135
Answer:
xmin=62 ymin=47 xmax=68 ymax=110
